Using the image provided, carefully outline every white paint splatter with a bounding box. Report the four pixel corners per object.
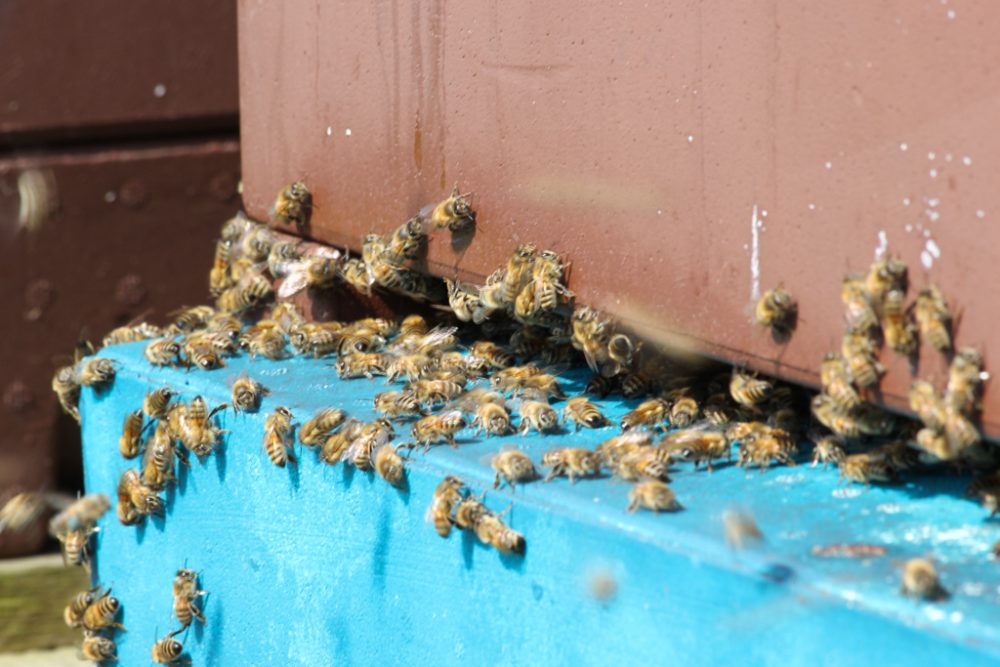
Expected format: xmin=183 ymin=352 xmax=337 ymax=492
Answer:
xmin=750 ymin=204 xmax=762 ymax=301
xmin=926 ymin=239 xmax=941 ymax=258
xmin=103 ymin=191 xmax=117 ymax=203
xmin=824 ymin=161 xmax=833 ymax=170
xmin=961 ymin=582 xmax=987 ymax=597
xmin=687 ymin=135 xmax=694 ymax=143
xmin=921 ymin=250 xmax=934 ymax=269
xmin=876 ymin=502 xmax=902 ymax=514
xmin=963 ymin=156 xmax=973 ymax=166
xmin=928 ymin=151 xmax=937 ymax=160
xmin=976 ymin=210 xmax=986 ymax=219
xmin=903 ymin=197 xmax=911 ymax=206
xmin=761 ymin=209 xmax=769 ymax=218
xmin=947 ymin=9 xmax=956 ymax=19
xmin=924 ymin=208 xmax=940 ymax=222
xmin=833 ymin=487 xmax=862 ymax=499
xmin=925 ymin=606 xmax=946 ymax=622
xmin=929 ymin=168 xmax=939 ymax=178
xmin=927 ymin=197 xmax=940 ymax=207
xmin=905 ymin=224 xmax=913 ymax=232
xmin=950 ymin=611 xmax=963 ymax=623
xmin=807 ymin=203 xmax=816 ymax=210
xmin=656 ymin=209 xmax=662 ymax=215
xmin=900 ymin=142 xmax=908 ymax=152
xmin=325 ymin=127 xmax=333 ymax=136
xmin=153 ymin=83 xmax=167 ymax=98
xmin=945 ymin=153 xmax=953 ymax=162
xmin=345 ymin=128 xmax=352 ymax=136
xmin=874 ymin=230 xmax=888 ymax=260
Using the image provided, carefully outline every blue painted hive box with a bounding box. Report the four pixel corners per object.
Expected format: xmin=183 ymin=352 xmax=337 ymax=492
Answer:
xmin=80 ymin=343 xmax=1000 ymax=666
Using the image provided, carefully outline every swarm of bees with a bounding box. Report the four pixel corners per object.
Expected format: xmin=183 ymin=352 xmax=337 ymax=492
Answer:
xmin=42 ymin=177 xmax=1000 ymax=665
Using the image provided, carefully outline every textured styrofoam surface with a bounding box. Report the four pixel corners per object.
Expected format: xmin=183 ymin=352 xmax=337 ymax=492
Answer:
xmin=81 ymin=342 xmax=1000 ymax=665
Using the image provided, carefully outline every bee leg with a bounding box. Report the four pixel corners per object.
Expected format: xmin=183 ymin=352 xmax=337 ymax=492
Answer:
xmin=113 ymin=622 xmax=127 ymax=632
xmin=544 ymin=468 xmax=558 ymax=483
xmin=448 ymin=435 xmax=457 ymax=448
xmin=192 ymin=605 xmax=207 ymax=625
xmin=627 ymin=498 xmax=638 ymax=513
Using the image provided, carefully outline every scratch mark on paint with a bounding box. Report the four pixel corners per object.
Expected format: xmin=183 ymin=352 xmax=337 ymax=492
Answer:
xmin=750 ymin=205 xmax=761 ymax=301
xmin=874 ymin=230 xmax=888 ymax=260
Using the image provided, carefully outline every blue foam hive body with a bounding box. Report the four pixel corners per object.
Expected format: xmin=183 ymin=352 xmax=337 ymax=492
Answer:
xmin=80 ymin=342 xmax=1000 ymax=665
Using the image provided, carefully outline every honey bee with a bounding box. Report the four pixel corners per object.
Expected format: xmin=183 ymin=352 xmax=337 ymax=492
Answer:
xmin=336 ymin=353 xmax=390 ymax=380
xmin=570 ymin=306 xmax=611 ymax=373
xmin=278 ymin=248 xmax=343 ymax=298
xmin=620 ymin=371 xmax=653 ymax=399
xmin=243 ymin=328 xmax=287 ymax=360
xmin=411 ymin=410 xmax=466 ymax=449
xmin=173 ymin=568 xmax=207 ymax=628
xmin=48 ymin=493 xmax=111 ymax=536
xmin=811 ymin=435 xmax=846 ymax=468
xmin=423 ymin=185 xmax=475 ymax=231
xmin=118 ymin=469 xmax=164 ymax=518
xmin=168 ymin=305 xmax=214 ymax=334
xmin=266 ymin=240 xmax=302 ymax=278
xmin=177 ymin=396 xmax=226 ymax=458
xmin=729 ymin=370 xmax=772 ymax=410
xmin=468 ymin=340 xmax=514 ymax=370
xmin=611 ymin=450 xmax=671 ymax=482
xmin=209 ymin=240 xmax=234 ymax=296
xmin=853 ymin=402 xmax=896 ymax=436
xmin=562 ymin=396 xmax=611 ymax=431
xmin=405 ymin=379 xmax=464 ymax=408
xmin=57 ymin=525 xmax=96 ymax=567
xmin=627 ymin=481 xmax=682 ymax=513
xmin=475 ymin=268 xmax=508 ymax=323
xmin=298 ymin=408 xmax=347 ymax=446
xmin=820 ymin=353 xmax=861 ymax=411
xmin=143 ymin=387 xmax=175 ymax=420
xmin=585 ymin=374 xmax=619 ymax=398
xmin=452 ymin=494 xmax=489 ymax=532
xmin=755 ymin=286 xmax=797 ymax=337
xmin=841 ymin=332 xmax=884 ymax=388
xmin=143 ymin=423 xmax=178 ymax=490
xmin=348 ymin=418 xmax=396 ymax=470
xmin=518 ymin=400 xmax=560 ymax=435
xmin=239 ymin=224 xmax=273 ymax=262
xmin=0 ymin=491 xmax=45 ymax=533
xmin=491 ymin=449 xmax=538 ymax=489
xmin=542 ymin=448 xmax=601 ymax=483
xmin=398 ymin=314 xmax=429 ymax=338
xmin=375 ymin=444 xmax=407 ymax=487
xmin=839 ymin=452 xmax=898 ymax=485
xmin=873 ymin=440 xmax=920 ymax=471
xmin=865 ymin=257 xmax=908 ymax=305
xmin=151 ymin=630 xmax=187 ymax=665
xmin=475 ymin=513 xmax=526 ymax=555
xmin=102 ymin=322 xmax=162 ymax=347
xmin=908 ymin=380 xmax=945 ymax=430
xmin=263 ymin=407 xmax=296 ymax=467
xmin=52 ymin=366 xmax=80 ymax=423
xmin=442 ymin=278 xmax=480 ymax=322
xmin=703 ymin=393 xmax=740 ymax=426
xmin=64 ymin=587 xmax=98 ymax=628
xmin=385 ymin=352 xmax=435 ymax=383
xmin=661 ymin=429 xmax=731 ymax=471
xmin=944 ymin=402 xmax=980 ymax=453
xmin=427 ymin=476 xmax=465 ymax=538
xmin=82 ymin=588 xmax=125 ymax=632
xmin=722 ymin=509 xmax=763 ymax=550
xmin=78 ymin=358 xmax=115 ymax=388
xmin=915 ymin=427 xmax=953 ymax=460
xmin=289 ymin=322 xmax=344 ymax=358
xmin=810 ymin=395 xmax=861 ymax=439
xmin=914 ymin=285 xmax=953 ymax=352
xmin=81 ymin=636 xmax=118 ymax=662
xmin=529 ymin=249 xmax=573 ymax=313
xmin=620 ymin=398 xmax=670 ymax=432
xmin=502 ymin=243 xmax=538 ymax=304
xmin=272 ymin=179 xmax=312 ymax=229
xmin=900 ymin=558 xmax=948 ymax=602
xmin=184 ymin=340 xmax=226 ymax=370
xmin=145 ymin=338 xmax=182 ymax=366
xmin=737 ymin=426 xmax=797 ymax=470
xmin=841 ymin=276 xmax=880 ymax=333
xmin=186 ymin=330 xmax=239 ymax=357
xmin=231 ymin=375 xmax=268 ymax=414
xmin=882 ymin=293 xmax=918 ymax=356
xmin=472 ymin=401 xmax=514 ymax=437
xmin=119 ymin=409 xmax=145 ymax=459
xmin=320 ymin=419 xmax=363 ymax=465
xmin=217 ymin=272 xmax=274 ymax=314
xmin=669 ymin=394 xmax=700 ymax=429
xmin=373 ymin=390 xmax=424 ymax=420
xmin=339 ymin=257 xmax=371 ymax=294
xmin=946 ymin=347 xmax=987 ymax=416
xmin=595 ymin=431 xmax=655 ymax=468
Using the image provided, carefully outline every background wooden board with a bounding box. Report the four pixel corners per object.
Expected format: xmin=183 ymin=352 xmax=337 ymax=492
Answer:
xmin=238 ymin=0 xmax=1000 ymax=437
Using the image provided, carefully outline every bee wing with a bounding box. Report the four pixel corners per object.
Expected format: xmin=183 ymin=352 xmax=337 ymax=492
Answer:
xmin=309 ymin=246 xmax=341 ymax=261
xmin=277 ymin=265 xmax=311 ymax=299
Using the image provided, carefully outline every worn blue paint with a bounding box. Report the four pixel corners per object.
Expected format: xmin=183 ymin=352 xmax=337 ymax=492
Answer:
xmin=81 ymin=342 xmax=1000 ymax=666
